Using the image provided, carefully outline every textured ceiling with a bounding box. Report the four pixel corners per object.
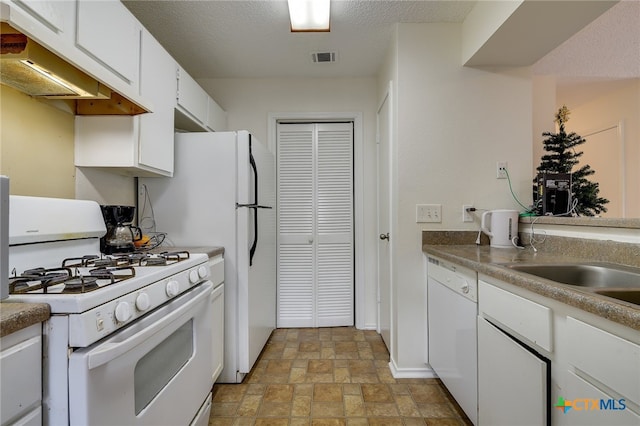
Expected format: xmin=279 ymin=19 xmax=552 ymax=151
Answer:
xmin=533 ymin=0 xmax=640 ymax=79
xmin=123 ymin=0 xmax=639 ymax=100
xmin=122 ymin=0 xmax=477 ymax=78
xmin=532 ymin=0 xmax=640 ymax=106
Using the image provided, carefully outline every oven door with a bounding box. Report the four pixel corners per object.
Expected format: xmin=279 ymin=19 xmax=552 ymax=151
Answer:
xmin=68 ymin=281 xmax=214 ymax=426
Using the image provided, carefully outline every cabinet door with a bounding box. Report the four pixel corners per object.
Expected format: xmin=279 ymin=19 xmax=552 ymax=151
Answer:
xmin=206 ymin=97 xmax=227 ymax=132
xmin=478 ymin=317 xmax=549 ymax=426
xmin=76 ymin=0 xmax=139 ymax=85
xmin=0 ymin=324 xmax=42 ymax=426
xmin=138 ymin=29 xmax=175 ymax=175
xmin=12 ymin=0 xmax=66 ymax=32
xmin=176 ymin=66 xmax=208 ymax=126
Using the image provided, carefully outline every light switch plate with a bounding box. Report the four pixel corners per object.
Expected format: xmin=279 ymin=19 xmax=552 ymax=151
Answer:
xmin=416 ymin=204 xmax=442 ymax=223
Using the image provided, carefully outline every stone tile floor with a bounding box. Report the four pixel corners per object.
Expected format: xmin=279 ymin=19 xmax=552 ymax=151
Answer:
xmin=209 ymin=327 xmax=472 ymax=426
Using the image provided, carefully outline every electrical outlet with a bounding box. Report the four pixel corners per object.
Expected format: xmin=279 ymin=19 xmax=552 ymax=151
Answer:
xmin=497 ymin=161 xmax=508 ymax=179
xmin=462 ymin=205 xmax=474 ymax=222
xmin=416 ymin=204 xmax=442 ymax=223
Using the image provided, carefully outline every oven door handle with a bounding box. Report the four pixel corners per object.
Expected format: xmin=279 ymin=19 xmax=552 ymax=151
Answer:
xmin=86 ymin=281 xmax=214 ymax=370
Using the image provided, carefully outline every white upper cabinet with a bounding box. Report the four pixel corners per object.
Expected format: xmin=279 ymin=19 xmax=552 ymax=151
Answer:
xmin=175 ymin=65 xmax=227 ymax=132
xmin=75 ymin=28 xmax=176 ymax=176
xmin=1 ymin=0 xmax=152 ymax=111
xmin=137 ymin=28 xmax=176 ymax=175
xmin=10 ymin=0 xmax=66 ymax=33
xmin=207 ymin=96 xmax=227 ymax=132
xmin=75 ymin=0 xmax=140 ymax=87
xmin=176 ymin=65 xmax=208 ymax=127
xmin=3 ymin=0 xmax=76 ymax=49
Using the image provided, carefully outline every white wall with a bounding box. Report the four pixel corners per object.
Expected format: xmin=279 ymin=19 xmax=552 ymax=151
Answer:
xmin=75 ymin=167 xmax=137 ymax=206
xmin=380 ymin=23 xmax=534 ymax=375
xmin=199 ymin=77 xmax=380 ymax=330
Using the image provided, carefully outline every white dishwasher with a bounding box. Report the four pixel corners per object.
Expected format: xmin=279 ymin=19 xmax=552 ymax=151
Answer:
xmin=427 ymin=256 xmax=478 ymax=425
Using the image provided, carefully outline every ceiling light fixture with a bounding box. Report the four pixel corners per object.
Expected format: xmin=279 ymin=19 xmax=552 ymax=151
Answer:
xmin=287 ymin=0 xmax=330 ymax=32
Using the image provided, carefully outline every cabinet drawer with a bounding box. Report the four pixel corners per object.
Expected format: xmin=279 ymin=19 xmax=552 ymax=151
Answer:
xmin=562 ymin=371 xmax=639 ymax=425
xmin=566 ymin=317 xmax=640 ymax=406
xmin=479 ymin=280 xmax=552 ymax=352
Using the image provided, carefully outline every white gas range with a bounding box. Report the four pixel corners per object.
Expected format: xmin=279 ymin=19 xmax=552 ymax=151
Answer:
xmin=7 ymin=196 xmax=215 ymax=426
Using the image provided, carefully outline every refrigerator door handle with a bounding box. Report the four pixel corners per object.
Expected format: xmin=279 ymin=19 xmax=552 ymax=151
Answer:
xmin=236 ymin=204 xmax=272 ymax=209
xmin=249 ymin=135 xmax=259 ymax=206
xmin=236 ymin=204 xmax=272 ymax=266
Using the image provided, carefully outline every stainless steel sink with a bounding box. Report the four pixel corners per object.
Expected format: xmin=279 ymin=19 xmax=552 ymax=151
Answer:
xmin=593 ymin=290 xmax=640 ymax=305
xmin=503 ymin=263 xmax=640 ymax=289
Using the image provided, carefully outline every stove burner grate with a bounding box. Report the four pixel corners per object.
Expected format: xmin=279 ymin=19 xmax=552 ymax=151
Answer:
xmin=8 ymin=251 xmax=192 ymax=295
xmin=9 ymin=267 xmax=73 ymax=293
xmin=63 ymin=276 xmax=100 ymax=293
xmin=8 ymin=266 xmax=137 ymax=294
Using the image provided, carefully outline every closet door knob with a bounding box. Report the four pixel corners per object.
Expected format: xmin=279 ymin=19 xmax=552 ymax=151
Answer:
xmin=379 ymin=233 xmax=390 ymax=240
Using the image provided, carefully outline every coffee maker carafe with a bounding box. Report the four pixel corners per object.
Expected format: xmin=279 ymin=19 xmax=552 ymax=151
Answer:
xmin=100 ymin=205 xmax=141 ymax=254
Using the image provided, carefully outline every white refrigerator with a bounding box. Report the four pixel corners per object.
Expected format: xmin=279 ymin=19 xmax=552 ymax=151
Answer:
xmin=139 ymin=131 xmax=276 ymax=383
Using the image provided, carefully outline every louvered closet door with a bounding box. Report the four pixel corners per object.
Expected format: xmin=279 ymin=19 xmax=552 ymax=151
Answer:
xmin=277 ymin=122 xmax=354 ymax=328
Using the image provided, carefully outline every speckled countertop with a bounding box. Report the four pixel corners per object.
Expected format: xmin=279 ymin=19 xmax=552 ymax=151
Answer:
xmin=0 ymin=302 xmax=50 ymax=338
xmin=0 ymin=246 xmax=224 ymax=338
xmin=147 ymin=246 xmax=224 ymax=258
xmin=422 ymin=240 xmax=640 ymax=332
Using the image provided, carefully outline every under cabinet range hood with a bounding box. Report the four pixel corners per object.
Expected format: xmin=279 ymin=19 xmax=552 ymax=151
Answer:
xmin=1 ymin=31 xmax=111 ymax=99
xmin=0 ymin=23 xmax=148 ymax=115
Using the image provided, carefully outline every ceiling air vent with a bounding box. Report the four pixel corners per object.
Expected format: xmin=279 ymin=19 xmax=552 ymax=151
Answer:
xmin=311 ymin=52 xmax=337 ymax=63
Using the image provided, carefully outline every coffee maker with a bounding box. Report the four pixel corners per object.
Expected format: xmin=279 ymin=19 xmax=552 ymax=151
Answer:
xmin=100 ymin=205 xmax=142 ymax=254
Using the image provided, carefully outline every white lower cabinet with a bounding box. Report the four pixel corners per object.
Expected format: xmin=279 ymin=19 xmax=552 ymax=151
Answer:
xmin=0 ymin=324 xmax=42 ymax=426
xmin=209 ymin=255 xmax=225 ymax=382
xmin=478 ymin=317 xmax=549 ymax=426
xmin=477 ymin=275 xmax=640 ymax=426
xmin=558 ymin=316 xmax=640 ymax=426
xmin=561 ymin=371 xmax=640 ymax=426
xmin=478 ymin=278 xmax=551 ymax=426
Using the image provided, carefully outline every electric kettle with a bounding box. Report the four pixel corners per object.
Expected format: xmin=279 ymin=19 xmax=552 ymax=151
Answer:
xmin=480 ymin=209 xmax=519 ymax=248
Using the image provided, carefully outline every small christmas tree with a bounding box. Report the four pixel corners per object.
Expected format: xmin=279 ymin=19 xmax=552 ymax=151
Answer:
xmin=534 ymin=105 xmax=608 ymax=216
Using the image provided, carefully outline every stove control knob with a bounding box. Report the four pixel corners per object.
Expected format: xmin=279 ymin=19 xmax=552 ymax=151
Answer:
xmin=114 ymin=302 xmax=132 ymax=323
xmin=189 ymin=269 xmax=199 ymax=284
xmin=166 ymin=280 xmax=180 ymax=297
xmin=198 ymin=265 xmax=209 ymax=279
xmin=136 ymin=293 xmax=151 ymax=312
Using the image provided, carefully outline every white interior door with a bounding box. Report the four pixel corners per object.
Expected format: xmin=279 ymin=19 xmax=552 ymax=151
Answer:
xmin=377 ymin=92 xmax=392 ymax=349
xmin=277 ymin=122 xmax=354 ymax=328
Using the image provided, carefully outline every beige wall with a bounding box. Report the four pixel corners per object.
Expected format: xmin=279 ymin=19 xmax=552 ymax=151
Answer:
xmin=562 ymin=79 xmax=640 ymax=218
xmin=532 ymin=78 xmax=640 ymax=218
xmin=0 ymin=85 xmax=75 ymax=198
xmin=0 ymin=86 xmax=137 ymax=206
